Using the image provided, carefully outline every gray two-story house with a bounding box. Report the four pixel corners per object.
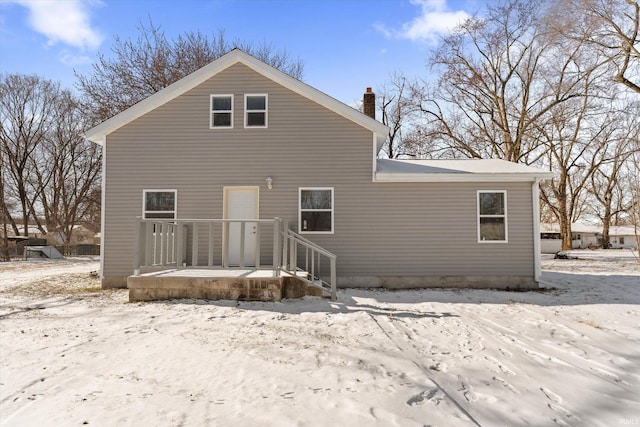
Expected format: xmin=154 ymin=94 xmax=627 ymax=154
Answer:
xmin=85 ymin=49 xmax=553 ymax=300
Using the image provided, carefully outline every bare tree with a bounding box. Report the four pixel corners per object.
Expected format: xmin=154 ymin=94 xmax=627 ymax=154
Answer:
xmin=0 ymin=149 xmax=18 ymax=235
xmin=376 ymin=72 xmax=424 ymax=159
xmin=0 ymin=74 xmax=58 ymax=236
xmin=32 ymin=90 xmax=102 ymax=251
xmin=555 ymin=0 xmax=640 ymax=94
xmin=77 ymin=20 xmax=304 ymax=124
xmin=588 ymin=105 xmax=639 ymax=246
xmin=537 ymin=96 xmax=615 ymax=250
xmin=0 ymin=152 xmax=11 ymax=260
xmin=627 ymin=148 xmax=640 ymax=257
xmin=413 ymin=0 xmax=593 ymax=164
xmin=1 ymin=74 xmax=101 ymax=250
xmin=533 ymin=26 xmax=619 ymax=251
xmin=395 ymin=0 xmax=635 ymax=252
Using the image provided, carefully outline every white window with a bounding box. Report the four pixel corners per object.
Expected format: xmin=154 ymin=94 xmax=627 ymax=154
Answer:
xmin=210 ymin=95 xmax=233 ymax=128
xmin=143 ymin=190 xmax=177 ymax=219
xmin=245 ymin=94 xmax=267 ymax=128
xmin=299 ymin=188 xmax=333 ymax=234
xmin=477 ymin=191 xmax=507 ymax=242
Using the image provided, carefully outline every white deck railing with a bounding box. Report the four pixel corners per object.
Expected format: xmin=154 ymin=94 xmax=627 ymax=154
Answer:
xmin=277 ymin=220 xmax=337 ymax=301
xmin=133 ymin=217 xmax=337 ymax=300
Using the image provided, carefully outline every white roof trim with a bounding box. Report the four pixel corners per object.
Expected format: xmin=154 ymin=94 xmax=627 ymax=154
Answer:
xmin=375 ymin=173 xmax=550 ymax=182
xmin=374 ymin=159 xmax=554 ymax=182
xmin=84 ymin=49 xmax=389 ymax=145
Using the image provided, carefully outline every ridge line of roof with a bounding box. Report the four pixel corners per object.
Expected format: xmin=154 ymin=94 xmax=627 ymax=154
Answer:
xmin=84 ymin=49 xmax=389 ymax=144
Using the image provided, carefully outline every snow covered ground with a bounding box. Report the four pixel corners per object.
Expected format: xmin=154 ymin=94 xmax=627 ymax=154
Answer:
xmin=1 ymin=250 xmax=639 ymax=426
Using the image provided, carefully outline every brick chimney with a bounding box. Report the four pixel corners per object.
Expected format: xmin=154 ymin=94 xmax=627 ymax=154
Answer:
xmin=363 ymin=87 xmax=375 ymax=120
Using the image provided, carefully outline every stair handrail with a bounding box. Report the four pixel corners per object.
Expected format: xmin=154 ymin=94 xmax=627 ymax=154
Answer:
xmin=278 ymin=220 xmax=337 ymax=301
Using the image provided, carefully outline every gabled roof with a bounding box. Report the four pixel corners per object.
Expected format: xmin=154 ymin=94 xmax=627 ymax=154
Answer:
xmin=375 ymin=158 xmax=554 ymax=182
xmin=84 ymin=49 xmax=389 ymax=145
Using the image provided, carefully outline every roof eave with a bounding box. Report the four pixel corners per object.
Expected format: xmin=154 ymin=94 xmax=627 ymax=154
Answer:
xmin=83 ymin=49 xmax=390 ymax=144
xmin=84 ymin=134 xmax=105 ymax=145
xmin=232 ymin=52 xmax=389 ymax=136
xmin=84 ymin=52 xmax=241 ymax=143
xmin=374 ymin=172 xmax=555 ymax=183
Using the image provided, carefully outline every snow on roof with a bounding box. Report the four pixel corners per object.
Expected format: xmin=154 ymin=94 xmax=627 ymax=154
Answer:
xmin=540 ymin=223 xmax=637 ymax=235
xmin=375 ymin=158 xmax=554 ymax=182
xmin=611 ymin=226 xmax=637 ymax=236
xmin=16 ymin=226 xmax=46 ymax=235
xmin=540 ymin=223 xmax=600 ymax=234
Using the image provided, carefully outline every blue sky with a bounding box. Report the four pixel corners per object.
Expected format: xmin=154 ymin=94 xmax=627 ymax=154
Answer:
xmin=0 ymin=0 xmax=486 ymax=105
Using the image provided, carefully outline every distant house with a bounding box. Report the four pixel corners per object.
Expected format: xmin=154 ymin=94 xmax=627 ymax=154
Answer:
xmin=540 ymin=223 xmax=597 ymax=252
xmin=540 ymin=223 xmax=638 ymax=252
xmin=7 ymin=224 xmax=98 ymax=244
xmin=47 ymin=225 xmax=100 ymax=246
xmin=14 ymin=225 xmax=47 ymax=239
xmin=608 ymin=226 xmax=638 ymax=249
xmin=85 ymin=49 xmax=553 ymax=299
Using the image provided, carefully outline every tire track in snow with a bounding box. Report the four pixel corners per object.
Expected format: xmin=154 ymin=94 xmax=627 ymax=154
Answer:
xmin=365 ymin=312 xmax=482 ymax=427
xmin=389 ymin=305 xmax=591 ymax=425
xmin=511 ymin=304 xmax=635 ymax=384
xmin=463 ymin=309 xmax=635 ymax=392
xmin=454 ymin=307 xmax=638 ymax=425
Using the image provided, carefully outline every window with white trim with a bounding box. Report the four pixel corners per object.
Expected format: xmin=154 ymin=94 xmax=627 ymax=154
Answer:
xmin=477 ymin=191 xmax=507 ymax=242
xmin=210 ymin=95 xmax=233 ymax=128
xmin=299 ymin=188 xmax=333 ymax=234
xmin=143 ymin=190 xmax=177 ymax=219
xmin=245 ymin=94 xmax=267 ymax=128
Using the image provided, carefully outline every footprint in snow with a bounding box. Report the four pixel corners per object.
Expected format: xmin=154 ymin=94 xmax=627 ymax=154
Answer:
xmin=551 ymin=417 xmax=569 ymax=426
xmin=541 ymin=388 xmax=580 ymax=424
xmin=428 ymin=362 xmax=447 ymax=372
xmin=458 ymin=376 xmax=478 ymax=402
xmin=540 ymin=387 xmax=562 ymax=403
xmin=484 ymin=356 xmax=515 ymax=376
xmin=548 ymin=403 xmax=580 ymax=424
xmin=589 ymin=366 xmax=627 ymax=385
xmin=492 ymin=376 xmax=518 ymax=394
xmin=406 ymin=388 xmax=443 ymax=406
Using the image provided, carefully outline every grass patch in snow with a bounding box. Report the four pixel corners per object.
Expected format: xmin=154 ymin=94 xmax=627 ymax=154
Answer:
xmin=0 ymin=273 xmax=101 ymax=298
xmin=578 ymin=319 xmax=603 ymax=329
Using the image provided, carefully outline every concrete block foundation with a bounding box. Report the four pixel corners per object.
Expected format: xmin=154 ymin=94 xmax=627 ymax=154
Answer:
xmin=127 ymin=269 xmax=329 ymax=302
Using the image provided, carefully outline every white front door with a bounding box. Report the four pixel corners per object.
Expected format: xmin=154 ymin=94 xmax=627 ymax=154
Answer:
xmin=223 ymin=187 xmax=259 ymax=266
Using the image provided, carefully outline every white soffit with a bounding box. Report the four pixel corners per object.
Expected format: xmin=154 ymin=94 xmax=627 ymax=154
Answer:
xmin=84 ymin=49 xmax=389 ymax=145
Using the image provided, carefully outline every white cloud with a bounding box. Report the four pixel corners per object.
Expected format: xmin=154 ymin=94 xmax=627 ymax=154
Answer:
xmin=11 ymin=0 xmax=103 ymax=50
xmin=373 ymin=22 xmax=393 ymax=39
xmin=59 ymin=49 xmax=92 ymax=66
xmin=378 ymin=0 xmax=470 ymax=43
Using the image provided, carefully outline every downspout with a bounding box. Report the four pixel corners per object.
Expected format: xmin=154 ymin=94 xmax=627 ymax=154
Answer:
xmin=372 ymin=133 xmax=377 ymax=182
xmin=99 ymin=136 xmax=107 ymax=282
xmin=532 ymin=178 xmax=542 ymax=283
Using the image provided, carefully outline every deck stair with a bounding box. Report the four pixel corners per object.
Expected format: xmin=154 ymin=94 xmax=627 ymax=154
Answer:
xmin=130 ymin=217 xmax=337 ymax=302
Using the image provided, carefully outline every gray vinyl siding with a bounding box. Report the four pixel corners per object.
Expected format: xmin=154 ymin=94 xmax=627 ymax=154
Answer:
xmin=102 ymin=63 xmax=535 ymax=282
